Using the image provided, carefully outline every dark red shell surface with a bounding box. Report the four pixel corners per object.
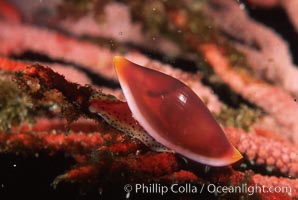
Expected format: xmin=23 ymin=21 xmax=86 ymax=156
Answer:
xmin=114 ymin=56 xmax=242 ymax=166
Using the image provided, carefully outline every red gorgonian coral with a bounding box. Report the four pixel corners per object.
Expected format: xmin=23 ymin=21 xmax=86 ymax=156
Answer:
xmin=0 ymin=0 xmax=297 ymax=199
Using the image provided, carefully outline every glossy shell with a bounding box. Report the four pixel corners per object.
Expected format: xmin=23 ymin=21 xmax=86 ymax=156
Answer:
xmin=114 ymin=56 xmax=242 ymax=166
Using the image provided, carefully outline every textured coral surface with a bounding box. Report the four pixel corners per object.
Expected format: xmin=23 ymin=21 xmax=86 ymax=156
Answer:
xmin=0 ymin=0 xmax=298 ymax=199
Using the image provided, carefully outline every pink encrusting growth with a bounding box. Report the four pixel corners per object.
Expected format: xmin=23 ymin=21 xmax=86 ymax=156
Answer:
xmin=113 ymin=56 xmax=242 ymax=166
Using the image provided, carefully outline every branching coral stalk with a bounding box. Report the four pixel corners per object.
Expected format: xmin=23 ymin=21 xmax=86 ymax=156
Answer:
xmin=246 ymin=0 xmax=298 ymax=37
xmin=0 ymin=131 xmax=104 ymax=154
xmin=252 ymin=174 xmax=298 ymax=198
xmin=55 ymin=158 xmax=295 ymax=198
xmin=87 ymin=0 xmax=298 ymax=145
xmin=1 ymin=1 xmax=298 ymax=199
xmin=94 ymin=0 xmax=298 ymax=144
xmin=0 ymin=57 xmax=125 ymax=99
xmin=0 ymin=20 xmax=114 ymax=78
xmin=206 ymin=0 xmax=298 ymax=98
xmin=0 ymin=21 xmax=222 ymax=113
xmin=7 ymin=1 xmax=181 ymax=57
xmin=201 ymin=43 xmax=298 ymax=144
xmin=15 ymin=65 xmax=168 ymax=151
xmin=0 ymin=57 xmax=92 ymax=85
xmin=0 ymin=57 xmax=27 ymax=71
xmin=225 ymin=126 xmax=298 ymax=178
xmin=1 ymin=117 xmax=142 ymax=159
xmin=17 ymin=118 xmax=99 ymax=133
xmin=54 ymin=152 xmax=179 ymax=186
xmin=16 ymin=64 xmax=298 ymax=181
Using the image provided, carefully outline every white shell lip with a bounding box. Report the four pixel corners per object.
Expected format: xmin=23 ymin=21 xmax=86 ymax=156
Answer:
xmin=114 ymin=56 xmax=242 ymax=167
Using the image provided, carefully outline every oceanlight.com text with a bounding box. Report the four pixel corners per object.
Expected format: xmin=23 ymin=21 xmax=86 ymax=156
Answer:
xmin=123 ymin=183 xmax=292 ymax=196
